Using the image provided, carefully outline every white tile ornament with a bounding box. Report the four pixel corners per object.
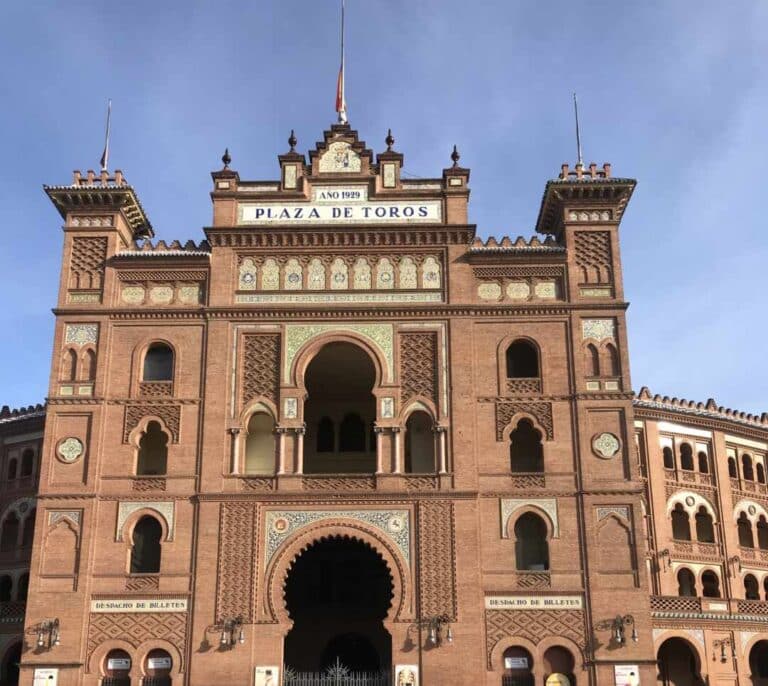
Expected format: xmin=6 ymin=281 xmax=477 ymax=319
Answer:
xmin=239 ymin=258 xmax=258 ymax=291
xmin=421 ymin=257 xmax=441 ymax=289
xmin=178 ymin=285 xmax=201 ymax=304
xmin=57 ymin=437 xmax=84 ymax=464
xmin=330 ymin=258 xmax=348 ymax=290
xmin=265 ymin=509 xmax=410 ymax=565
xmin=284 ymin=398 xmax=298 ymax=420
xmin=284 ymin=164 xmax=297 ymax=189
xmin=353 ymin=258 xmax=371 ymax=290
xmin=262 ymin=259 xmax=279 ymax=290
xmin=121 ymin=286 xmax=146 ymax=304
xmin=506 ymin=282 xmax=531 ymax=300
xmin=478 ymin=283 xmax=502 ymax=300
xmin=307 ymin=258 xmax=325 ymax=290
xmin=596 ymin=506 xmax=630 ymax=522
xmin=116 ymin=501 xmax=175 ymax=541
xmin=383 ymin=163 xmax=396 ymax=188
xmin=376 ymin=258 xmax=395 ymax=289
xmin=149 ymin=286 xmax=174 ymax=304
xmin=65 ymin=324 xmax=98 ymax=346
xmin=592 ymin=432 xmax=621 ymax=459
xmin=49 ymin=510 xmax=81 ymax=526
xmin=534 ymin=281 xmax=557 ymax=299
xmin=284 ymin=259 xmax=303 ymax=290
xmin=582 ymin=319 xmax=616 ymax=342
xmin=399 ymin=257 xmax=417 ymax=289
xmin=318 ymin=141 xmax=362 ymax=173
xmin=381 ymin=397 xmax=395 ymax=419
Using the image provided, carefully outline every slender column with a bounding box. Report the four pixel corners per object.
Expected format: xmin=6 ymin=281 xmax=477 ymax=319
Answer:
xmin=393 ymin=427 xmax=402 ymax=474
xmin=276 ymin=428 xmax=287 ymax=475
xmin=436 ymin=425 xmax=448 ymax=474
xmin=228 ymin=428 xmax=241 ymax=474
xmin=295 ymin=425 xmax=306 ymax=474
xmin=375 ymin=426 xmax=384 ymax=474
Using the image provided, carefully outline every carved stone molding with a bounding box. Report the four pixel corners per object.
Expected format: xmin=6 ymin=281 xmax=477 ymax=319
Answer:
xmin=241 ymin=333 xmax=281 ymax=407
xmin=87 ymin=612 xmax=187 ymax=666
xmin=123 ymin=404 xmax=181 ymax=443
xmin=116 ymin=501 xmax=175 ymax=541
xmin=501 ymin=499 xmax=559 ymax=538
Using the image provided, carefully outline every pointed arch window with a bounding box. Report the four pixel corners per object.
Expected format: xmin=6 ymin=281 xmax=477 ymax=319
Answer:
xmin=404 ymin=411 xmax=435 ymax=474
xmin=728 ymin=457 xmax=738 ymax=479
xmin=743 ymin=454 xmax=755 ymax=481
xmin=745 ymin=574 xmax=760 ymax=600
xmin=679 ymin=443 xmax=694 ymax=471
xmin=130 ymin=516 xmax=162 ymax=574
xmin=738 ymin=512 xmax=755 ymax=548
xmin=701 ymin=570 xmax=721 ymax=598
xmin=663 ymin=446 xmax=675 ymax=470
xmin=697 ymin=451 xmax=709 ymax=474
xmin=694 ymin=506 xmax=715 ymax=543
xmin=244 ymin=412 xmax=276 ymax=474
xmin=585 ymin=344 xmax=600 ymax=377
xmin=604 ymin=343 xmax=620 ymax=376
xmin=61 ymin=349 xmax=77 ymax=381
xmin=677 ymin=568 xmax=696 ymax=597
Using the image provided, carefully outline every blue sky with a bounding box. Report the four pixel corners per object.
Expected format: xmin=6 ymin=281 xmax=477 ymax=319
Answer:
xmin=1 ymin=1 xmax=766 ymax=412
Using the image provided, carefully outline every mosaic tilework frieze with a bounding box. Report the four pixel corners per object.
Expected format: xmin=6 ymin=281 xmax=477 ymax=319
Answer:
xmin=264 ymin=509 xmax=410 ymax=565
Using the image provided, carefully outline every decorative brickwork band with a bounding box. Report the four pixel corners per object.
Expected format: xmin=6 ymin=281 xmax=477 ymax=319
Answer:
xmin=417 ymin=501 xmax=457 ymax=621
xmin=216 ymin=502 xmax=257 ymax=622
xmin=241 ymin=334 xmax=281 ymax=408
xmin=87 ymin=612 xmax=187 ymax=665
xmin=495 ymin=401 xmax=553 ymax=441
xmin=574 ymin=231 xmax=612 ymax=284
xmin=70 ymin=236 xmax=108 ymax=291
xmin=123 ymin=404 xmax=181 ymax=443
xmin=485 ymin=609 xmax=585 ymax=668
xmin=400 ymin=332 xmax=438 ymax=406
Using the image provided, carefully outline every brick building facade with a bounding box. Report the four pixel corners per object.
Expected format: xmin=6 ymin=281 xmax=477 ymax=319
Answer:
xmin=2 ymin=123 xmax=766 ymax=685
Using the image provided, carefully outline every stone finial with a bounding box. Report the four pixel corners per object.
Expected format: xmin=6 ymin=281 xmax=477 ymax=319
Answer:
xmin=222 ymin=148 xmax=231 ymax=169
xmin=451 ymin=145 xmax=460 ymax=167
xmin=288 ymin=130 xmax=297 ymax=153
xmin=385 ymin=129 xmax=395 ymax=152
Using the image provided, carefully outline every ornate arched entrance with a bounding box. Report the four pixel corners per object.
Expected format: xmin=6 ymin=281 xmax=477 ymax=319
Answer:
xmin=282 ymin=536 xmax=393 ymax=680
xmin=657 ymin=637 xmax=703 ymax=686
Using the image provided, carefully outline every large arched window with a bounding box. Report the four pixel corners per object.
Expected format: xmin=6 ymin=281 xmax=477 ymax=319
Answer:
xmin=757 ymin=516 xmax=768 ymax=551
xmin=701 ymin=570 xmax=721 ymax=598
xmin=694 ymin=507 xmax=715 ymax=543
xmin=745 ymin=573 xmax=760 ymax=600
xmin=103 ymin=648 xmax=132 ymax=686
xmin=20 ymin=450 xmax=34 ymax=478
xmin=543 ymin=646 xmax=575 ymax=686
xmin=316 ymin=417 xmax=335 ymax=453
xmin=742 ymin=454 xmax=755 ymax=481
xmin=501 ymin=646 xmax=533 ymax=686
xmin=509 ymin=419 xmax=544 ymax=473
xmin=671 ymin=504 xmax=691 ymax=541
xmin=0 ymin=515 xmax=19 ymax=552
xmin=244 ymin=412 xmax=276 ymax=474
xmin=0 ymin=576 xmax=11 ymax=602
xmin=505 ymin=340 xmax=539 ymax=378
xmin=514 ymin=512 xmax=549 ymax=571
xmin=130 ymin=516 xmax=162 ymax=574
xmin=679 ymin=444 xmax=694 ymax=471
xmin=677 ymin=568 xmax=696 ymax=597
xmin=697 ymin=451 xmax=709 ymax=474
xmin=21 ymin=509 xmax=35 ymax=548
xmin=136 ymin=422 xmax=169 ymax=476
xmin=404 ymin=411 xmax=435 ymax=474
xmin=339 ymin=413 xmax=366 ymax=452
xmin=738 ymin=512 xmax=755 ymax=548
xmin=662 ymin=446 xmax=675 ymax=470
xmin=143 ymin=344 xmax=174 ymax=382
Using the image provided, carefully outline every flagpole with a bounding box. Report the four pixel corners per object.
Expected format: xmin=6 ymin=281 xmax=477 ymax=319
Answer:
xmin=100 ymin=99 xmax=112 ymax=172
xmin=336 ymin=0 xmax=347 ymax=124
xmin=573 ymin=92 xmax=583 ymax=167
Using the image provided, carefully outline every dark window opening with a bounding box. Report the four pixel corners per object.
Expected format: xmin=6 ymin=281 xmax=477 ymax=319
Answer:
xmin=505 ymin=341 xmax=539 ymax=378
xmin=738 ymin=512 xmax=755 ymax=548
xmin=514 ymin=513 xmax=549 ymax=571
xmin=339 ymin=413 xmax=366 ymax=452
xmin=130 ymin=516 xmax=162 ymax=574
xmin=143 ymin=344 xmax=174 ymax=382
xmin=509 ymin=419 xmax=544 ymax=473
xmin=671 ymin=504 xmax=691 ymax=541
xmin=701 ymin=571 xmax=721 ymax=598
xmin=136 ymin=422 xmax=168 ymax=476
xmin=697 ymin=451 xmax=709 ymax=474
xmin=743 ymin=454 xmax=755 ymax=481
xmin=663 ymin=446 xmax=675 ymax=470
xmin=677 ymin=568 xmax=696 ymax=597
xmin=745 ymin=574 xmax=760 ymax=600
xmin=695 ymin=507 xmax=715 ymax=544
xmin=679 ymin=443 xmax=694 ymax=471
xmin=316 ymin=417 xmax=335 ymax=453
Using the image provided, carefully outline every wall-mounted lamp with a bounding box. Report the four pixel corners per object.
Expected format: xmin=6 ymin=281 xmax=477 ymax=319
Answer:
xmin=36 ymin=619 xmax=61 ymax=649
xmin=713 ymin=637 xmax=735 ymax=663
xmin=216 ymin=617 xmax=244 ymax=648
xmin=409 ymin=615 xmax=453 ymax=648
xmin=611 ymin=615 xmax=638 ymax=646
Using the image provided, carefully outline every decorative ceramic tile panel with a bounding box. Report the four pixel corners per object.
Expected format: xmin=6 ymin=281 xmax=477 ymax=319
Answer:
xmin=285 ymin=324 xmax=394 ymax=381
xmin=318 ymin=141 xmax=362 ymax=173
xmin=264 ymin=509 xmax=410 ymax=564
xmin=65 ymin=324 xmax=98 ymax=346
xmin=116 ymin=501 xmax=175 ymax=541
xmin=500 ymin=498 xmax=559 ymax=537
xmin=582 ymin=319 xmax=616 ymax=342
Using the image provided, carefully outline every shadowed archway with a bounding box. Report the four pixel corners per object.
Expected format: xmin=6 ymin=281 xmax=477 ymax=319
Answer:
xmin=283 ymin=536 xmax=393 ymax=673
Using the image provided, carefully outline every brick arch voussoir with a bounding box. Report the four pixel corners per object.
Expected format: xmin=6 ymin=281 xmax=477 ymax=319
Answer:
xmin=266 ymin=521 xmax=409 ymax=626
xmin=87 ymin=638 xmax=136 ymax=675
xmin=654 ymin=630 xmax=706 ymax=677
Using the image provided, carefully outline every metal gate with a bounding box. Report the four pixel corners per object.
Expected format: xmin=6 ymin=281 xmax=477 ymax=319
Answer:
xmin=284 ymin=659 xmax=390 ymax=686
